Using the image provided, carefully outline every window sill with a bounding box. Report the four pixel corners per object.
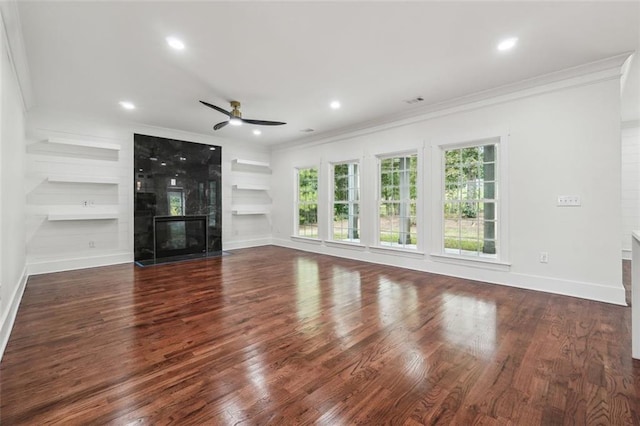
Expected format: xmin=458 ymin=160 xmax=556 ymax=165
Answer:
xmin=290 ymin=235 xmax=323 ymax=245
xmin=370 ymin=245 xmax=425 ymax=258
xmin=430 ymin=253 xmax=511 ymax=271
xmin=324 ymin=240 xmax=367 ymax=250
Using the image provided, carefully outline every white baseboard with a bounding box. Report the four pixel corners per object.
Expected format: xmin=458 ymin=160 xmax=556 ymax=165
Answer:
xmin=224 ymin=237 xmax=272 ymax=251
xmin=27 ymin=252 xmax=133 ymax=276
xmin=499 ymin=272 xmax=626 ymax=306
xmin=271 ymin=237 xmax=627 ymax=306
xmin=0 ymin=266 xmax=28 ymax=362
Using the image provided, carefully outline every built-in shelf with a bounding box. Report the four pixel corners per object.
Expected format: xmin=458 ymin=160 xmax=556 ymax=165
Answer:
xmin=232 ymin=159 xmax=270 ymax=169
xmin=231 ymin=160 xmax=270 ymax=216
xmin=47 ymin=137 xmax=121 ymax=151
xmin=48 ymin=207 xmax=119 ymax=221
xmin=232 ymin=183 xmax=270 ymax=191
xmin=232 ymin=206 xmax=270 ymax=215
xmin=48 ymin=175 xmax=119 ymax=185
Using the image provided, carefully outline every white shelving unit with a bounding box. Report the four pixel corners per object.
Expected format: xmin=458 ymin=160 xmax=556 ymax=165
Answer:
xmin=39 ymin=136 xmax=122 ymax=222
xmin=48 ymin=206 xmax=119 ymax=221
xmin=47 ymin=137 xmax=121 ymax=151
xmin=48 ymin=175 xmax=119 ymax=185
xmin=231 ymin=158 xmax=271 ymax=216
xmin=232 ymin=158 xmax=270 ymax=170
xmin=232 ymin=206 xmax=271 ymax=216
xmin=232 ymin=183 xmax=270 ymax=191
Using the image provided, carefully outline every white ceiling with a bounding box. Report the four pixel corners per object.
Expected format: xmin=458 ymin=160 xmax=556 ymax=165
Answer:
xmin=15 ymin=1 xmax=640 ymax=146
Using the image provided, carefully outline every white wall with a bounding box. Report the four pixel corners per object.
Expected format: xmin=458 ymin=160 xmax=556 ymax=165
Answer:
xmin=24 ymin=109 xmax=272 ymax=274
xmin=622 ymin=124 xmax=640 ymax=259
xmin=270 ymin=74 xmax=626 ymax=305
xmin=25 ymin=112 xmax=132 ymax=273
xmin=0 ymin=14 xmax=27 ymax=358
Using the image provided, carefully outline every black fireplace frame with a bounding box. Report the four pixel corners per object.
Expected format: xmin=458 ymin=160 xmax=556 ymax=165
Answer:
xmin=153 ymin=215 xmax=208 ymax=260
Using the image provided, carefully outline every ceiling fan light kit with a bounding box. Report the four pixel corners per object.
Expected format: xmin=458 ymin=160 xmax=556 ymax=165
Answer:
xmin=200 ymin=100 xmax=286 ymax=131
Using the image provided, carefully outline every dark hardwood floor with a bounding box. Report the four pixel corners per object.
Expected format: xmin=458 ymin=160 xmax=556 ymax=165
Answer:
xmin=1 ymin=246 xmax=638 ymax=424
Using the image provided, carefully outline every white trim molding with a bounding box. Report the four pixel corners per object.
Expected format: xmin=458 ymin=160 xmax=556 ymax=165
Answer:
xmin=0 ymin=267 xmax=28 ymax=361
xmin=0 ymin=1 xmax=34 ymax=110
xmin=272 ymin=237 xmax=626 ymax=306
xmin=632 ymin=231 xmax=640 ymax=358
xmin=27 ymin=252 xmax=132 ymax=276
xmin=224 ymin=237 xmax=272 ymax=251
xmin=430 ymin=252 xmax=511 ymax=272
xmin=290 ymin=235 xmax=323 ymax=245
xmin=273 ymin=53 xmax=631 ymax=152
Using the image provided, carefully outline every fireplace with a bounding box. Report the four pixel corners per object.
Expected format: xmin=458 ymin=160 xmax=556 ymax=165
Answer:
xmin=133 ymin=133 xmax=222 ymax=264
xmin=154 ymin=215 xmax=207 ymax=260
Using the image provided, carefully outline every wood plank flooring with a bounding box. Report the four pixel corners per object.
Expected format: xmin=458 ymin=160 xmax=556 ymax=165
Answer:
xmin=1 ymin=246 xmax=638 ymax=424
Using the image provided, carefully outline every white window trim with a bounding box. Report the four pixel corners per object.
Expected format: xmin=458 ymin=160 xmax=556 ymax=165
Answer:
xmin=294 ymin=165 xmax=321 ymax=240
xmin=430 ymin=134 xmax=510 ymax=267
xmin=328 ymin=159 xmax=361 ymax=244
xmin=375 ymin=150 xmax=421 ymax=251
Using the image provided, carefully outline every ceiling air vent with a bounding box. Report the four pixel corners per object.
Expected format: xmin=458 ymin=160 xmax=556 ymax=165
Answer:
xmin=404 ymin=96 xmax=424 ymax=105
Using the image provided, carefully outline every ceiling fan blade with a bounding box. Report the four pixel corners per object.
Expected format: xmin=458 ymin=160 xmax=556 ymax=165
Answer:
xmin=200 ymin=101 xmax=231 ymax=117
xmin=242 ymin=118 xmax=287 ymax=126
xmin=213 ymin=120 xmax=229 ymax=131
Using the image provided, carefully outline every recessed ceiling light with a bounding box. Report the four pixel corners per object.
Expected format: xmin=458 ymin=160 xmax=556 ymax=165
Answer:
xmin=160 ymin=162 xmax=167 ymax=166
xmin=119 ymin=101 xmax=135 ymax=110
xmin=209 ymin=147 xmax=216 ymax=151
xmin=497 ymin=37 xmax=518 ymax=52
xmin=166 ymin=36 xmax=185 ymax=50
xmin=330 ymin=100 xmax=341 ymax=110
xmin=180 ymin=157 xmax=186 ymax=161
xmin=253 ymin=129 xmax=262 ymax=136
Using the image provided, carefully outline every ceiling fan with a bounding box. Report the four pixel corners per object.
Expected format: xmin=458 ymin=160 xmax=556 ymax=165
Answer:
xmin=199 ymin=100 xmax=286 ymax=131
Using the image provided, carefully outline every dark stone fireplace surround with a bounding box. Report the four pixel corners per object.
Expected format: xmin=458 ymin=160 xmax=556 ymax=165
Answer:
xmin=134 ymin=134 xmax=222 ymax=265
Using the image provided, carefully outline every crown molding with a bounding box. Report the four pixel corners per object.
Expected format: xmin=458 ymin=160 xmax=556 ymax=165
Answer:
xmin=0 ymin=1 xmax=34 ymax=111
xmin=272 ymin=53 xmax=631 ymax=152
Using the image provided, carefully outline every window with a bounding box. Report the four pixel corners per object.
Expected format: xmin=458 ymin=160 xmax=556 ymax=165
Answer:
xmin=378 ymin=154 xmax=417 ymax=249
xmin=332 ymin=162 xmax=360 ymax=242
xmin=443 ymin=143 xmax=497 ymax=258
xmin=296 ymin=167 xmax=318 ymax=238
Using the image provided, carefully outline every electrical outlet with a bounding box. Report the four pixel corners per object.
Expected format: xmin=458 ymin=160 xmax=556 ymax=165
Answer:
xmin=557 ymin=195 xmax=581 ymax=207
xmin=539 ymin=252 xmax=548 ymax=263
